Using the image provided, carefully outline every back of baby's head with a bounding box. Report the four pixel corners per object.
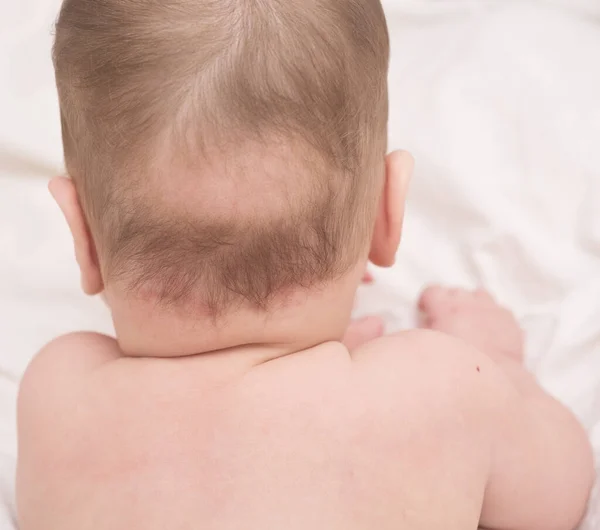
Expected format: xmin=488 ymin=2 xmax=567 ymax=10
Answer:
xmin=54 ymin=0 xmax=389 ymax=314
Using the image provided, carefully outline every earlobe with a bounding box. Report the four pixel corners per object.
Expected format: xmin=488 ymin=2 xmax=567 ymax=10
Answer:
xmin=49 ymin=177 xmax=104 ymax=296
xmin=369 ymin=150 xmax=414 ymax=267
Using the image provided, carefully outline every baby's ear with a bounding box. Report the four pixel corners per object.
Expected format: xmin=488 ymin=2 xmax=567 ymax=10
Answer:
xmin=369 ymin=150 xmax=414 ymax=267
xmin=49 ymin=177 xmax=104 ymax=296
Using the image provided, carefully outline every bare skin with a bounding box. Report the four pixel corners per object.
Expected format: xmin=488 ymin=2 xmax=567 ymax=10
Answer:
xmin=17 ymin=288 xmax=594 ymax=530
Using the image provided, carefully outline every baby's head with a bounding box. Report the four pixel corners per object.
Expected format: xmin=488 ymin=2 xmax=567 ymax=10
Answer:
xmin=51 ymin=0 xmax=412 ymax=351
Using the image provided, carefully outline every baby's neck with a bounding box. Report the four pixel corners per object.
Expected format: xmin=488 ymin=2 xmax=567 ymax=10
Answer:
xmin=107 ymin=275 xmax=360 ymax=360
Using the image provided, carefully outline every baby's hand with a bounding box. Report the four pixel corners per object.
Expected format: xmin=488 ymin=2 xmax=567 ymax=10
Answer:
xmin=419 ymin=286 xmax=524 ymax=363
xmin=342 ymin=266 xmax=382 ymax=350
xmin=342 ymin=316 xmax=384 ymax=350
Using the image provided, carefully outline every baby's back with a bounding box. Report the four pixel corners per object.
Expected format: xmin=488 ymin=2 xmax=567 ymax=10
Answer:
xmin=17 ymin=333 xmax=487 ymax=530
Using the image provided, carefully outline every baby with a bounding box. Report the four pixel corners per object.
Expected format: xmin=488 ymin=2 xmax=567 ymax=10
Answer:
xmin=16 ymin=0 xmax=594 ymax=529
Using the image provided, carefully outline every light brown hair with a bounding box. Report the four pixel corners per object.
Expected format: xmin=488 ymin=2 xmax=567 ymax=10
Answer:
xmin=53 ymin=0 xmax=390 ymax=313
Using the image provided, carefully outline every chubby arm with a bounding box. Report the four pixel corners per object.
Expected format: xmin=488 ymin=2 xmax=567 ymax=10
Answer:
xmin=353 ymin=330 xmax=594 ymax=530
xmin=17 ymin=332 xmax=120 ymax=528
xmin=479 ymin=353 xmax=594 ymax=530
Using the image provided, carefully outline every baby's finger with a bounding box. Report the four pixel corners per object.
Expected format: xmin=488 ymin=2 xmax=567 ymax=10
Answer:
xmin=418 ymin=284 xmax=447 ymax=312
xmin=342 ymin=316 xmax=385 ymax=350
xmin=362 ymin=270 xmax=375 ymax=284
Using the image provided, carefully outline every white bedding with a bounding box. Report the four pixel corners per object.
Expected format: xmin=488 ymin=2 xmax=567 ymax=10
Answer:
xmin=1 ymin=0 xmax=599 ymax=528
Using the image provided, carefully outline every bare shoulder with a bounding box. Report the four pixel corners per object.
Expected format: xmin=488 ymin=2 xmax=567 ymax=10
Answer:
xmin=17 ymin=334 xmax=121 ymax=522
xmin=20 ymin=331 xmax=119 ymax=387
xmin=351 ymin=329 xmax=515 ymax=417
xmin=18 ymin=332 xmax=120 ymax=429
xmin=351 ymin=328 xmax=488 ymax=375
xmin=28 ymin=331 xmax=120 ymax=372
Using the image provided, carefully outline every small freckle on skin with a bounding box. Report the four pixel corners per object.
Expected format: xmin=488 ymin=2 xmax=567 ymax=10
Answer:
xmin=476 ymin=366 xmax=480 ymax=373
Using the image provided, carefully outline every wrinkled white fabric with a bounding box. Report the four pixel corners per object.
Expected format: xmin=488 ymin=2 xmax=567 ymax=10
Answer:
xmin=1 ymin=0 xmax=599 ymax=528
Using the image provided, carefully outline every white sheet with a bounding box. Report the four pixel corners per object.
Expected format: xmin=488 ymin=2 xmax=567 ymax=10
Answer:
xmin=1 ymin=0 xmax=599 ymax=528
